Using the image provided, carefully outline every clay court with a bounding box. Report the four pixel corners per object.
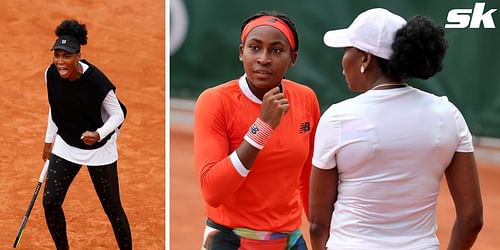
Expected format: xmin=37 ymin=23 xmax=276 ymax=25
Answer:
xmin=170 ymin=100 xmax=500 ymax=250
xmin=0 ymin=1 xmax=164 ymax=249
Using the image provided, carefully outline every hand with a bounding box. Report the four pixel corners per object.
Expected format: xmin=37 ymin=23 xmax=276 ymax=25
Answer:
xmin=259 ymin=87 xmax=289 ymax=128
xmin=42 ymin=143 xmax=53 ymax=161
xmin=81 ymin=131 xmax=100 ymax=146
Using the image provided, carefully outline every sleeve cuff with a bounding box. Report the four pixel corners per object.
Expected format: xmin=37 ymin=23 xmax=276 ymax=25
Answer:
xmin=44 ymin=133 xmax=56 ymax=143
xmin=312 ymin=159 xmax=337 ymax=170
xmin=230 ymin=151 xmax=250 ymax=177
xmin=44 ymin=137 xmax=55 ymax=144
xmin=96 ymin=129 xmax=105 ymax=142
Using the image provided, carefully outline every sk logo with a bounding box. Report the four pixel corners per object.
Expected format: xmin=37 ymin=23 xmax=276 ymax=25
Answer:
xmin=299 ymin=122 xmax=310 ymax=133
xmin=445 ymin=2 xmax=497 ymax=28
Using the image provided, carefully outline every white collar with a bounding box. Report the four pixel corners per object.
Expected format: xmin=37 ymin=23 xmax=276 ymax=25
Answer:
xmin=238 ymin=74 xmax=285 ymax=104
xmin=79 ymin=61 xmax=89 ymax=73
xmin=238 ymin=74 xmax=262 ymax=104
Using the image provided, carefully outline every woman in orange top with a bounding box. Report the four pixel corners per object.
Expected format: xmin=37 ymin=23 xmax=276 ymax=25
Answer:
xmin=194 ymin=10 xmax=320 ymax=249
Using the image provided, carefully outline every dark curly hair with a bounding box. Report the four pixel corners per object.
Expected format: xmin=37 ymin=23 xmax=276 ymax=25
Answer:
xmin=55 ymin=19 xmax=88 ymax=47
xmin=241 ymin=10 xmax=299 ymax=52
xmin=378 ymin=15 xmax=448 ymax=80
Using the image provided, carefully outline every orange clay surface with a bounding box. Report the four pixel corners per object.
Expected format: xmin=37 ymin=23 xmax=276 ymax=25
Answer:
xmin=0 ymin=1 xmax=164 ymax=249
xmin=171 ymin=125 xmax=500 ymax=250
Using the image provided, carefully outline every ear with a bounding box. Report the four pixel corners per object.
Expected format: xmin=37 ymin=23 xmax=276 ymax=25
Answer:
xmin=238 ymin=44 xmax=243 ymax=61
xmin=360 ymin=52 xmax=373 ymax=71
xmin=289 ymin=51 xmax=298 ymax=67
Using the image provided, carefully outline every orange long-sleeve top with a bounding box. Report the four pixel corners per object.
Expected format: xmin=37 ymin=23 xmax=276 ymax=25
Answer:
xmin=194 ymin=76 xmax=320 ymax=232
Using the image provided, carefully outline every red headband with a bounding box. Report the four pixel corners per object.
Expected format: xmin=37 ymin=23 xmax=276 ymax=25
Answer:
xmin=241 ymin=16 xmax=296 ymax=50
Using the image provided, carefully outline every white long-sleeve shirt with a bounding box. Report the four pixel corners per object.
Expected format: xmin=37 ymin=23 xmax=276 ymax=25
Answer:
xmin=44 ymin=61 xmax=124 ymax=166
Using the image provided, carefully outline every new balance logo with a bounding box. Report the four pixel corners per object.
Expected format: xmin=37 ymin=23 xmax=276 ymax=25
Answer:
xmin=250 ymin=125 xmax=259 ymax=134
xmin=266 ymin=17 xmax=278 ymax=23
xmin=299 ymin=122 xmax=310 ymax=133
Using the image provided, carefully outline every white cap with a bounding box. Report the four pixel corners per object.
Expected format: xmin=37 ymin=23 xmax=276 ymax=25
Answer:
xmin=323 ymin=8 xmax=406 ymax=59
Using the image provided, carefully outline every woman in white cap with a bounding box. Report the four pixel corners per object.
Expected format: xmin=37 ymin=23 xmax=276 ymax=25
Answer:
xmin=309 ymin=8 xmax=483 ymax=250
xmin=42 ymin=19 xmax=131 ymax=249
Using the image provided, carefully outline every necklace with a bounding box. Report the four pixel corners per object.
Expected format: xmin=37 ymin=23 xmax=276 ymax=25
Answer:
xmin=371 ymin=82 xmax=408 ymax=90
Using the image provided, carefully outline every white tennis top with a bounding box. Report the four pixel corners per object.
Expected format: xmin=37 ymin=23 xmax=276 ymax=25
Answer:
xmin=44 ymin=61 xmax=124 ymax=166
xmin=312 ymin=86 xmax=473 ymax=250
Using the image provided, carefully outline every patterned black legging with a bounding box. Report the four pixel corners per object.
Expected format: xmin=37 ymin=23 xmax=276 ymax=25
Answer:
xmin=43 ymin=154 xmax=132 ymax=250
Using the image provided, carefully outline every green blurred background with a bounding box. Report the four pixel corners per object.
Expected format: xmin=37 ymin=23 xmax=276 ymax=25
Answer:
xmin=170 ymin=0 xmax=500 ymax=138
